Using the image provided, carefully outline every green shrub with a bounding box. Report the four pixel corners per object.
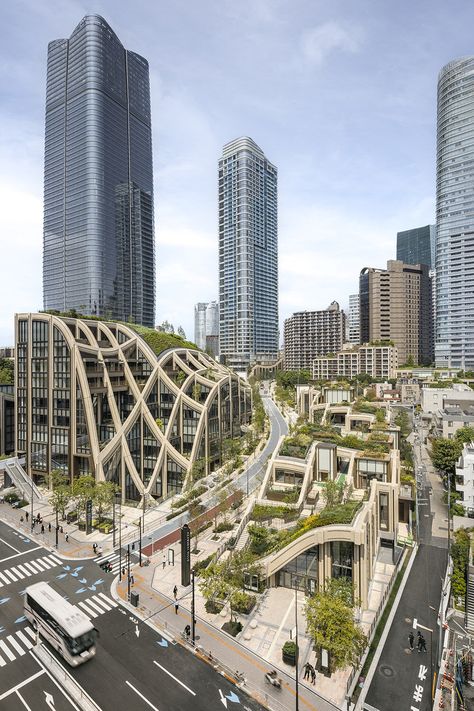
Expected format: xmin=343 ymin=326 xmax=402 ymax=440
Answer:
xmin=213 ymin=522 xmax=234 ymax=533
xmin=231 ymin=591 xmax=256 ymax=614
xmin=4 ymin=492 xmax=19 ymax=503
xmin=194 ymin=553 xmax=215 ymax=574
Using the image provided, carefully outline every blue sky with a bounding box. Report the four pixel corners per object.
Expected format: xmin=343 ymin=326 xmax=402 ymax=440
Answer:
xmin=1 ymin=0 xmax=473 ymax=346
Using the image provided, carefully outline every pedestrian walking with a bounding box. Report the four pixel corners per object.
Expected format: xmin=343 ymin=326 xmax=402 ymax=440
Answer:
xmin=25 ymin=511 xmax=29 ymax=522
xmin=174 ymin=602 xmax=179 ymax=614
xmin=184 ymin=624 xmax=190 ymax=639
xmin=41 ymin=524 xmax=45 ymax=534
xmin=20 ymin=516 xmax=24 ymax=524
xmin=130 ymin=575 xmax=134 ymax=585
xmin=163 ymin=552 xmax=166 ymax=569
xmin=98 ymin=545 xmax=103 ymax=556
xmin=419 ymin=635 xmax=427 ymax=653
xmin=48 ymin=522 xmax=51 ymax=532
xmin=59 ymin=526 xmax=63 ymax=534
xmin=303 ymin=662 xmax=311 ymax=680
xmin=173 ymin=585 xmax=178 ymax=600
xmin=311 ymin=667 xmax=316 ymax=685
xmin=122 ymin=567 xmax=125 ymax=577
xmin=408 ymin=631 xmax=414 ymax=650
xmin=65 ymin=533 xmax=69 ymax=543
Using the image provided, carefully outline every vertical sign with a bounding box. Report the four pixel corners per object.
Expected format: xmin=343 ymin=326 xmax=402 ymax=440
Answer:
xmin=181 ymin=524 xmax=191 ymax=586
xmin=86 ymin=499 xmax=93 ymax=535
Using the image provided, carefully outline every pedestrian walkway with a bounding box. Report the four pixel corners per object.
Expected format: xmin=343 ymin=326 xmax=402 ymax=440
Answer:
xmin=0 ymin=554 xmax=61 ymax=587
xmin=92 ymin=550 xmax=140 ymax=576
xmin=76 ymin=592 xmax=118 ymax=619
xmin=0 ymin=626 xmax=36 ymax=667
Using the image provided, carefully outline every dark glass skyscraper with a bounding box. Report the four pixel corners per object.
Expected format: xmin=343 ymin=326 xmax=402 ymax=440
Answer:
xmin=396 ymin=225 xmax=436 ymax=269
xmin=43 ymin=15 xmax=155 ymax=326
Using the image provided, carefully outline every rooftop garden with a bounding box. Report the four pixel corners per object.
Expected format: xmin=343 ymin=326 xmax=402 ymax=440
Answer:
xmin=352 ymin=398 xmax=378 ymax=415
xmin=42 ymin=310 xmax=199 ymax=356
xmin=278 ymin=423 xmax=391 ymax=458
xmin=247 ymin=499 xmax=362 ymax=557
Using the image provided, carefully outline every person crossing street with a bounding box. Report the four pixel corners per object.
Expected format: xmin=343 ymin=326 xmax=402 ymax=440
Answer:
xmin=408 ymin=631 xmax=414 ymax=650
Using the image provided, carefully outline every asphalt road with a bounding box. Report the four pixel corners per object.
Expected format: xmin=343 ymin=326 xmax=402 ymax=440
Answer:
xmin=0 ymin=518 xmax=264 ymax=711
xmin=141 ymin=394 xmax=288 ymax=551
xmin=365 ymin=417 xmax=448 ymax=711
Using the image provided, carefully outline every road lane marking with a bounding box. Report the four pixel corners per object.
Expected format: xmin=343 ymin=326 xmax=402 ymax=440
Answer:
xmin=16 ymin=630 xmax=33 ymax=649
xmin=0 ymin=537 xmax=20 ymax=554
xmin=16 ymin=690 xmax=33 ymax=710
xmin=125 ymin=681 xmax=160 ymax=710
xmin=0 ymin=547 xmax=42 ymax=564
xmin=98 ymin=592 xmax=117 ymax=607
xmin=0 ymin=670 xmax=46 ymax=700
xmin=77 ymin=601 xmax=98 ymax=618
xmin=0 ymin=639 xmax=16 ymax=661
xmin=92 ymin=594 xmax=112 ymax=610
xmin=3 ymin=570 xmax=18 ymax=582
xmin=10 ymin=566 xmax=25 ymax=579
xmin=7 ymin=634 xmax=26 ymax=656
xmin=153 ymin=660 xmax=196 ymax=695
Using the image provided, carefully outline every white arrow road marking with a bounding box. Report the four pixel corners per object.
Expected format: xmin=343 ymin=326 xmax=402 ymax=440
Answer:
xmin=44 ymin=691 xmax=55 ymax=709
xmin=219 ymin=689 xmax=228 ymax=709
xmin=135 ymin=625 xmax=140 ymax=638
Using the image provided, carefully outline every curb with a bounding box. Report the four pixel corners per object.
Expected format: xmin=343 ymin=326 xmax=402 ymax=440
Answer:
xmin=355 ymin=543 xmax=419 ymax=710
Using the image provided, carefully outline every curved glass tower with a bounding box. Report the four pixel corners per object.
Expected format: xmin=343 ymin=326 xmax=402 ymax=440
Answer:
xmin=436 ymin=57 xmax=474 ymax=368
xmin=43 ymin=15 xmax=155 ymax=326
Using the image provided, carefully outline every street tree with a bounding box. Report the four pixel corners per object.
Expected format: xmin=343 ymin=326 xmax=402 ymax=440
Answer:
xmin=93 ymin=481 xmax=117 ymax=524
xmin=430 ymin=438 xmax=462 ymax=475
xmin=72 ymin=475 xmax=96 ymax=522
xmin=305 ymin=582 xmax=366 ymax=673
xmin=322 ymin=480 xmax=345 ymax=509
xmin=454 ymin=426 xmax=474 ymax=445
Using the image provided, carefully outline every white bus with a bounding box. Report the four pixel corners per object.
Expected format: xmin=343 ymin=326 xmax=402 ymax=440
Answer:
xmin=24 ymin=581 xmax=97 ymax=666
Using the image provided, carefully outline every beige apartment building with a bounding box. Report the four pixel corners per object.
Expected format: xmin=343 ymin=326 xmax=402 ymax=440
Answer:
xmin=284 ymin=301 xmax=346 ymax=370
xmin=313 ymin=344 xmax=398 ymax=380
xmin=359 ymin=260 xmax=432 ymax=366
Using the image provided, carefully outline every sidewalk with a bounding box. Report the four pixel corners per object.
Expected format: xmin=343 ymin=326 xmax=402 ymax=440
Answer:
xmin=114 ymin=553 xmax=338 ymax=711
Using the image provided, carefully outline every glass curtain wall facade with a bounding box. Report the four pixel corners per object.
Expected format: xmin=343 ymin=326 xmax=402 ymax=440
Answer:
xmin=218 ymin=137 xmax=278 ymax=371
xmin=43 ymin=14 xmax=155 ymax=327
xmin=397 ymin=225 xmax=436 ymax=268
xmin=436 ymin=58 xmax=474 ymax=368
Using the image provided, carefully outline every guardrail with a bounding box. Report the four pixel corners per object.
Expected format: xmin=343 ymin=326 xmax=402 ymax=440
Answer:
xmin=32 ymin=642 xmax=101 ymax=711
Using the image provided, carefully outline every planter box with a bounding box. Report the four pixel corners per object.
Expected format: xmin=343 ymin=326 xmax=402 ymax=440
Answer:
xmin=282 ymin=650 xmax=296 ymax=666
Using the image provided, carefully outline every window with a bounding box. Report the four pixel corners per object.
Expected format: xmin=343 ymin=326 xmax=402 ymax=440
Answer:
xmin=379 ymin=492 xmax=389 ymax=530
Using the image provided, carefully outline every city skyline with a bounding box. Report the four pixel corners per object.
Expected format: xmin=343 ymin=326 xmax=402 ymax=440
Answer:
xmin=2 ymin=1 xmax=474 ymax=346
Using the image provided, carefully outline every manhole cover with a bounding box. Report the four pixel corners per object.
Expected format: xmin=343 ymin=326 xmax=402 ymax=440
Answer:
xmin=380 ymin=665 xmax=394 ymax=677
xmin=405 ymin=617 xmax=412 ymax=624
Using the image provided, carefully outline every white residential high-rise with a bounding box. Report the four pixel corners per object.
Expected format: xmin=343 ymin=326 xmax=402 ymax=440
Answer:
xmin=435 ymin=58 xmax=474 ymax=368
xmin=194 ymin=301 xmax=219 ymax=357
xmin=347 ymin=294 xmax=360 ymax=344
xmin=218 ymin=137 xmax=278 ymax=371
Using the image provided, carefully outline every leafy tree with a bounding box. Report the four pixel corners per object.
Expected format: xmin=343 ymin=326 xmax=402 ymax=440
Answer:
xmin=189 ymin=457 xmax=207 ymax=482
xmin=177 ymin=326 xmax=186 ymax=339
xmin=93 ymin=481 xmax=117 ymax=524
xmin=72 ymin=475 xmax=96 ymax=521
xmin=324 ymin=577 xmax=356 ymax=608
xmin=248 ymin=525 xmax=271 ymax=555
xmin=157 ymin=320 xmax=175 ymax=334
xmin=199 ymin=562 xmax=231 ymax=605
xmin=305 ymin=582 xmax=366 ymax=672
xmin=155 ymin=417 xmax=164 ymax=431
xmin=430 ymin=438 xmax=462 ymax=475
xmin=322 ymin=480 xmax=345 ymax=508
xmin=451 ymin=528 xmax=471 ymax=603
xmin=454 ymin=426 xmax=474 ymax=445
xmin=0 ymin=358 xmax=14 ymax=385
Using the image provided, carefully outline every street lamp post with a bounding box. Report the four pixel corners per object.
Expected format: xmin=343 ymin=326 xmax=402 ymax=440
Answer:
xmin=118 ymin=493 xmax=122 ymax=581
xmin=112 ymin=494 xmax=116 ymax=549
xmin=295 ymin=578 xmax=299 ymax=711
xmin=55 ymin=508 xmax=59 ymax=549
xmin=137 ymin=517 xmax=142 ymax=567
xmin=191 ymin=569 xmax=196 ymax=645
xmin=30 ymin=475 xmax=34 ymax=533
xmin=127 ymin=544 xmax=131 ymax=600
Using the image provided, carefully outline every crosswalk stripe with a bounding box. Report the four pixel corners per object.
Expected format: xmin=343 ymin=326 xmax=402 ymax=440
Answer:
xmin=23 ymin=562 xmax=39 ymax=575
xmin=3 ymin=570 xmax=18 ymax=582
xmin=98 ymin=592 xmax=117 ymax=607
xmin=92 ymin=594 xmax=112 ymax=610
xmin=77 ymin=601 xmax=97 ymax=618
xmin=16 ymin=630 xmax=33 ymax=650
xmin=10 ymin=567 xmax=25 ymax=580
xmin=31 ymin=559 xmax=49 ymax=571
xmin=0 ymin=640 xmax=16 ymax=662
xmin=0 ymin=573 xmax=9 ymax=585
xmin=46 ymin=555 xmax=61 ymax=565
xmin=82 ymin=598 xmax=106 ymax=615
xmin=26 ymin=561 xmax=45 ymax=573
xmin=35 ymin=557 xmax=53 ymax=570
xmin=24 ymin=627 xmax=36 ymax=641
xmin=7 ymin=635 xmax=25 ymax=656
xmin=17 ymin=564 xmax=31 ymax=577
xmin=0 ymin=654 xmax=5 ymax=667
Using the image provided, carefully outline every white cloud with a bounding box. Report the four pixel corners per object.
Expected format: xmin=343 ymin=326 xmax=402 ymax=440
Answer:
xmin=301 ymin=21 xmax=362 ymax=66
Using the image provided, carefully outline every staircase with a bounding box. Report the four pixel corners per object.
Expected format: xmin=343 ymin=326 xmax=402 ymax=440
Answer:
xmin=3 ymin=458 xmax=43 ymax=503
xmin=234 ymin=526 xmax=250 ymax=552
